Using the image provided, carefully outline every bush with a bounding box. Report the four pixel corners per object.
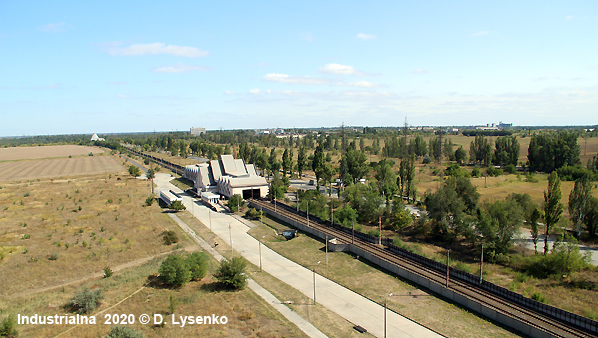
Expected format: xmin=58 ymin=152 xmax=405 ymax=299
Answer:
xmin=103 ymin=266 xmax=113 ymax=278
xmin=105 ymin=326 xmax=144 ymax=338
xmin=471 ymin=167 xmax=481 ymax=178
xmin=159 ymin=255 xmax=191 ymax=288
xmin=0 ymin=314 xmax=18 ymax=338
xmin=504 ymin=164 xmax=517 ymax=174
xmin=162 ymin=230 xmax=179 ymax=245
xmin=186 ymin=252 xmax=208 ymax=281
xmin=367 ymin=229 xmax=380 ymax=238
xmin=71 ymin=288 xmax=103 ymax=314
xmin=486 ymin=166 xmax=503 ymax=177
xmin=244 ymin=207 xmax=262 ymax=220
xmin=531 ymin=291 xmax=546 ymax=303
xmin=169 ymin=200 xmax=186 ymax=212
xmin=49 ymin=253 xmax=58 ymax=261
xmin=422 ymin=155 xmax=431 ymax=164
xmin=525 ymin=236 xmax=590 ymax=278
xmin=144 ymin=158 xmax=150 ymax=165
xmin=145 ymin=196 xmax=154 ymax=206
xmin=214 ymin=257 xmax=248 ymax=290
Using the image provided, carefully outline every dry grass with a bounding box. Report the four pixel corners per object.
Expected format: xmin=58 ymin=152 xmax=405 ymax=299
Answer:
xmin=0 ymin=171 xmax=193 ymax=297
xmin=244 ymin=215 xmax=521 ymax=338
xmin=145 ymin=151 xmax=202 ymax=167
xmin=0 ymin=145 xmax=105 ymax=161
xmin=0 ymin=156 xmax=126 ymax=182
xmin=1 ymin=252 xmax=308 ymax=338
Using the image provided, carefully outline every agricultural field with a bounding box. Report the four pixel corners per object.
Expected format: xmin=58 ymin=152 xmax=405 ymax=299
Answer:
xmin=0 ymin=145 xmax=104 ymax=161
xmin=0 ymin=156 xmax=125 ymax=182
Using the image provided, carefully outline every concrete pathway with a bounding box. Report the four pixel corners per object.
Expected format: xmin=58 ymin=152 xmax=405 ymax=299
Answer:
xmin=515 ymin=229 xmax=597 ymax=265
xmin=154 ymin=173 xmax=443 ymax=338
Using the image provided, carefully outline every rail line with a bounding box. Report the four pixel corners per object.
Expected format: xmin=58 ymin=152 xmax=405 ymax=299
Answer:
xmin=250 ymin=199 xmax=596 ymax=338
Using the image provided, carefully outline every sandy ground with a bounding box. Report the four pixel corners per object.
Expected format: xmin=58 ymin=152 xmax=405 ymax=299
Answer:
xmin=0 ymin=145 xmax=104 ymax=161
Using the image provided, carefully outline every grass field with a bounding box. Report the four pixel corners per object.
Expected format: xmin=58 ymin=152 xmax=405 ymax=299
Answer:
xmin=1 ymin=252 xmax=308 ymax=337
xmin=0 ymin=145 xmax=105 ymax=161
xmin=0 ymin=156 xmax=126 ymax=182
xmin=0 ymin=172 xmax=193 ymax=296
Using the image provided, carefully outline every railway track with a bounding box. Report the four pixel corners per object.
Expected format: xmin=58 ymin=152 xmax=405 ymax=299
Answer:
xmin=250 ymin=199 xmax=596 ymax=338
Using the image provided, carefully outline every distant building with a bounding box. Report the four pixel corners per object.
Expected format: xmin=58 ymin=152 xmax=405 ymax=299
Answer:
xmin=183 ymin=154 xmax=268 ymax=199
xmin=90 ymin=133 xmax=105 ymax=141
xmin=190 ymin=127 xmax=206 ymax=136
xmin=498 ymin=122 xmax=513 ymax=129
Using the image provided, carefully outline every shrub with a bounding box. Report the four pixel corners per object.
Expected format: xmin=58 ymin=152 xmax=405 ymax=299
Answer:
xmin=145 ymin=196 xmax=154 ymax=207
xmin=0 ymin=314 xmax=18 ymax=338
xmin=186 ymin=252 xmax=208 ymax=281
xmin=531 ymin=291 xmax=546 ymax=303
xmin=49 ymin=253 xmax=58 ymax=261
xmin=105 ymin=326 xmax=144 ymax=338
xmin=103 ymin=266 xmax=113 ymax=278
xmin=214 ymin=257 xmax=248 ymax=290
xmin=162 ymin=230 xmax=179 ymax=245
xmin=169 ymin=200 xmax=186 ymax=212
xmin=471 ymin=167 xmax=481 ymax=178
xmin=144 ymin=158 xmax=150 ymax=165
xmin=422 ymin=155 xmax=431 ymax=164
xmin=504 ymin=164 xmax=517 ymax=174
xmin=71 ymin=288 xmax=103 ymax=314
xmin=525 ymin=236 xmax=590 ymax=278
xmin=367 ymin=229 xmax=380 ymax=238
xmin=244 ymin=207 xmax=262 ymax=220
xmin=159 ymin=255 xmax=191 ymax=288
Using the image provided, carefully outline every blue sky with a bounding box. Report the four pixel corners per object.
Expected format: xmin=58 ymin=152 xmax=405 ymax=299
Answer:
xmin=1 ymin=1 xmax=596 ymax=136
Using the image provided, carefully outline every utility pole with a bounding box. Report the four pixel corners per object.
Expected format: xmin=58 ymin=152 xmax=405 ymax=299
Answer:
xmin=480 ymin=244 xmax=484 ymax=284
xmin=229 ymin=223 xmax=233 ymax=253
xmin=446 ymin=249 xmax=450 ymax=287
xmin=378 ymin=216 xmax=382 ymax=245
xmin=325 ymin=234 xmax=328 ymax=265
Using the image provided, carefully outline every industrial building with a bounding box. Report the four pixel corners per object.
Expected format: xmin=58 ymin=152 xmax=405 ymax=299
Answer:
xmin=190 ymin=127 xmax=206 ymax=136
xmin=184 ymin=154 xmax=268 ymax=200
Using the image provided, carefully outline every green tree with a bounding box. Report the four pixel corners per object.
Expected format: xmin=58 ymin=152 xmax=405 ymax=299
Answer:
xmin=454 ymin=146 xmax=467 ymax=165
xmin=569 ymin=174 xmax=592 ymax=237
xmin=146 ymin=168 xmax=155 ymax=194
xmin=268 ymin=148 xmax=281 ymax=177
xmin=375 ymin=159 xmax=397 ymax=205
xmin=227 ymin=194 xmax=244 ymax=212
xmin=530 ymin=208 xmax=541 ymax=254
xmin=145 ymin=196 xmax=154 ymax=207
xmin=528 ymin=131 xmax=580 ymax=173
xmin=543 ymin=171 xmax=564 ymax=255
xmin=159 ymin=255 xmax=191 ymax=288
xmin=312 ymin=144 xmax=326 ymax=191
xmin=128 ymin=165 xmax=141 ymax=178
xmin=282 ymin=147 xmax=294 ymax=178
xmin=186 ymin=252 xmax=208 ymax=281
xmin=169 ymin=200 xmax=186 ymax=212
xmin=214 ymin=257 xmax=248 ymax=290
xmin=469 ymin=135 xmax=492 ymax=166
xmin=476 ymin=199 xmax=523 ymax=259
xmin=71 ymin=288 xmax=103 ymax=314
xmin=494 ymin=135 xmax=519 ymax=166
xmin=584 ymin=197 xmax=598 ymax=237
xmin=297 ymin=146 xmax=307 ymax=178
xmin=412 ymin=135 xmax=427 ymax=157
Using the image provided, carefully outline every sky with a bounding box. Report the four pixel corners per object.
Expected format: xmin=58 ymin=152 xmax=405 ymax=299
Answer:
xmin=1 ymin=1 xmax=597 ymax=137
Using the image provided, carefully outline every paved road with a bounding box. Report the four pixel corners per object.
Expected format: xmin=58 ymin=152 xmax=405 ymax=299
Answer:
xmin=515 ymin=229 xmax=597 ymax=265
xmin=154 ymin=173 xmax=442 ymax=338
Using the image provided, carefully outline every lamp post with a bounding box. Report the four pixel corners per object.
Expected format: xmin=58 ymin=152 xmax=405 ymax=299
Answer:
xmin=378 ymin=215 xmax=382 ymax=245
xmin=259 ymin=235 xmax=265 ymax=272
xmin=325 ymin=234 xmax=328 ymax=265
xmin=229 ymin=223 xmax=233 ymax=254
xmin=384 ymin=293 xmax=395 ymax=338
xmin=446 ymin=249 xmax=450 ymax=287
xmin=312 ymin=261 xmax=321 ymax=305
xmin=480 ymin=244 xmax=484 ymax=284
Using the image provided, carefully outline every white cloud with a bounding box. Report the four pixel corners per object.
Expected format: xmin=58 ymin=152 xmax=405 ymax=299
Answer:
xmin=263 ymin=73 xmax=328 ymax=85
xmin=344 ymin=81 xmax=382 ymax=88
xmin=40 ymin=22 xmax=66 ymax=33
xmin=249 ymin=88 xmax=261 ymax=94
xmin=108 ymin=43 xmax=209 ymax=57
xmin=356 ymin=33 xmax=377 ymax=41
xmin=411 ymin=68 xmax=428 ymax=74
xmin=319 ymin=63 xmax=364 ymax=76
xmin=224 ymin=90 xmax=235 ymax=95
xmin=565 ymin=15 xmax=574 ymax=20
xmin=153 ymin=64 xmax=208 ymax=73
xmin=470 ymin=30 xmax=489 ymax=37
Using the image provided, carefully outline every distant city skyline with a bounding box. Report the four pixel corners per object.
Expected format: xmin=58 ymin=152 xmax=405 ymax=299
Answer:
xmin=1 ymin=1 xmax=597 ymax=137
